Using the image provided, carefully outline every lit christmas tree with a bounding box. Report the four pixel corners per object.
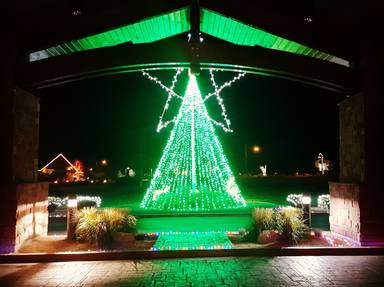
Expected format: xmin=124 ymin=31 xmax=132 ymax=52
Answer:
xmin=140 ymin=73 xmax=246 ymax=211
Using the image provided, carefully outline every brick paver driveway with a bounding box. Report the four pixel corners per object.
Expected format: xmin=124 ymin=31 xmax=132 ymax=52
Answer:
xmin=1 ymin=256 xmax=383 ymax=286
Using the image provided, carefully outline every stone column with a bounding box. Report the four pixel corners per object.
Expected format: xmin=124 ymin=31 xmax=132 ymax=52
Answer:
xmin=330 ymin=3 xmax=384 ymax=246
xmin=0 ymin=34 xmax=49 ymax=253
xmin=0 ymin=26 xmax=18 ymax=253
xmin=359 ymin=11 xmax=384 ymax=245
xmin=0 ymin=86 xmax=49 ymax=253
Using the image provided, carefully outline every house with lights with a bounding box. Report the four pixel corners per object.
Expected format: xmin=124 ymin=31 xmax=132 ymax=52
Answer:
xmin=38 ymin=153 xmax=85 ymax=183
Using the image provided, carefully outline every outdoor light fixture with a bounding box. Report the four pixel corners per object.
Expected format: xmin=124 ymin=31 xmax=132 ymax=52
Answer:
xmin=302 ymin=193 xmax=311 ymax=227
xmin=67 ymin=194 xmax=77 ymax=240
xmin=67 ymin=198 xmax=78 ymax=208
xmin=302 ymin=195 xmax=311 ymax=205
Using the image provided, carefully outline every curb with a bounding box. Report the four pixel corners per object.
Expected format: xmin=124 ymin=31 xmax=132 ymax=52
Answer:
xmin=1 ymin=247 xmax=384 ymax=264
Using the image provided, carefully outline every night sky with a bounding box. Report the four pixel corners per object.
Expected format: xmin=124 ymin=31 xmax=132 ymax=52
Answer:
xmin=35 ymin=64 xmax=346 ymax=176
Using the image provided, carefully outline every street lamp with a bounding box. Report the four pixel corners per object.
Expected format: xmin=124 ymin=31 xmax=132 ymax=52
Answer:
xmin=244 ymin=145 xmax=261 ymax=173
xmin=252 ymin=146 xmax=261 ymax=153
xmin=101 ymin=159 xmax=107 ymax=165
xmin=302 ymin=193 xmax=311 ymax=227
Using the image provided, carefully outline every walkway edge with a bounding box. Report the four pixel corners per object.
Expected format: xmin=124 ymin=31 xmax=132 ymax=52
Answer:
xmin=1 ymin=247 xmax=384 ymax=263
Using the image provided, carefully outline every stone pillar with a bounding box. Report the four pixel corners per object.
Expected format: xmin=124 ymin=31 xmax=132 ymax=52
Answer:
xmin=359 ymin=10 xmax=384 ymax=245
xmin=330 ymin=3 xmax=384 ymax=245
xmin=0 ymin=87 xmax=49 ymax=253
xmin=329 ymin=94 xmax=364 ymax=244
xmin=0 ymin=26 xmax=17 ymax=253
xmin=0 ymin=38 xmax=48 ymax=252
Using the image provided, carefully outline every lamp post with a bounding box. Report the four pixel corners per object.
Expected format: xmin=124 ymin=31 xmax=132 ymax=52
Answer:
xmin=67 ymin=194 xmax=77 ymax=240
xmin=244 ymin=144 xmax=261 ymax=174
xmin=302 ymin=193 xmax=311 ymax=227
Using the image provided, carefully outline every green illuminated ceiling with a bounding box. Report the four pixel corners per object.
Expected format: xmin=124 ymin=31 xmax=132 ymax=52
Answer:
xmin=200 ymin=9 xmax=348 ymax=67
xmin=29 ymin=6 xmax=349 ymax=67
xmin=29 ymin=7 xmax=190 ymax=61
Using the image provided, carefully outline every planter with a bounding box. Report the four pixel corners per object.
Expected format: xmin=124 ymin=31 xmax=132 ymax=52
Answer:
xmin=257 ymin=230 xmax=280 ymax=244
xmin=113 ymin=232 xmax=135 ymax=250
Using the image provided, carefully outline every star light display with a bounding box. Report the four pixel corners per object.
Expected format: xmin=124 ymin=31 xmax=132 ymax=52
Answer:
xmin=140 ymin=69 xmax=246 ymax=211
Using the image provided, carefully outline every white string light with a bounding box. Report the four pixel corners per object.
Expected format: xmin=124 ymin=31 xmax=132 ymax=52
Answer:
xmin=141 ymin=68 xmax=246 ymax=133
xmin=142 ymin=70 xmax=183 ymax=99
xmin=142 ymin=68 xmax=183 ymax=132
xmin=205 ymin=69 xmax=246 ymax=133
xmin=204 ymin=70 xmax=246 ymax=102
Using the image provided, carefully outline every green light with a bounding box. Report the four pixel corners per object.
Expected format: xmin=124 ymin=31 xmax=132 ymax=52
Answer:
xmin=29 ymin=6 xmax=349 ymax=67
xmin=140 ymin=74 xmax=246 ymax=211
xmin=200 ymin=8 xmax=349 ymax=67
xmin=151 ymin=231 xmax=233 ymax=251
xmin=29 ymin=7 xmax=190 ymax=61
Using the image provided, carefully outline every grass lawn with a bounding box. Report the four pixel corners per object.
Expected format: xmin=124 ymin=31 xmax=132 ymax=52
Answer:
xmin=49 ymin=175 xmax=331 ymax=232
xmin=50 ymin=175 xmax=331 ymax=210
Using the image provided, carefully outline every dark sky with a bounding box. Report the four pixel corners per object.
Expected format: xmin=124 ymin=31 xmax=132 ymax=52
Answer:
xmin=35 ymin=64 xmax=346 ymax=175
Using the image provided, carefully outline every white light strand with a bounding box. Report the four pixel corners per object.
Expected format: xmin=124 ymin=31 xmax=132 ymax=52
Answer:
xmin=142 ymin=70 xmax=183 ymax=100
xmin=142 ymin=68 xmax=184 ymax=132
xmin=204 ymin=70 xmax=246 ymax=102
xmin=210 ymin=118 xmax=233 ymax=133
xmin=141 ymin=68 xmax=245 ymax=134
xmin=204 ymin=69 xmax=246 ymax=133
xmin=156 ymin=68 xmax=184 ymax=132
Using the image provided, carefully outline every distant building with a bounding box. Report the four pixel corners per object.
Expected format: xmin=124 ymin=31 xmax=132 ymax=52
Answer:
xmin=38 ymin=153 xmax=85 ymax=182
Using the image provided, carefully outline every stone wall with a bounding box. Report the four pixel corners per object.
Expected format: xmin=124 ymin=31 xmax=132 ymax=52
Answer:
xmin=0 ymin=183 xmax=49 ymax=253
xmin=12 ymin=87 xmax=40 ymax=182
xmin=15 ymin=183 xmax=49 ymax=251
xmin=330 ymin=93 xmax=384 ymax=246
xmin=329 ymin=182 xmax=360 ymax=243
xmin=0 ymin=88 xmax=48 ymax=253
xmin=338 ymin=93 xmax=364 ymax=183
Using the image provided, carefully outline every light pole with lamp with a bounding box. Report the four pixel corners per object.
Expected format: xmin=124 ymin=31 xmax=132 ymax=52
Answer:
xmin=244 ymin=144 xmax=261 ymax=174
xmin=67 ymin=194 xmax=78 ymax=240
xmin=302 ymin=193 xmax=311 ymax=227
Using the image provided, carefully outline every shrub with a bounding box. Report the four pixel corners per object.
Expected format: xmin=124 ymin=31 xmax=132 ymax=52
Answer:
xmin=276 ymin=207 xmax=308 ymax=245
xmin=75 ymin=207 xmax=136 ymax=249
xmin=286 ymin=194 xmax=303 ymax=207
xmin=318 ymin=194 xmax=330 ymax=210
xmin=48 ymin=196 xmax=102 ymax=209
xmin=75 ymin=207 xmax=103 ymax=244
xmin=77 ymin=200 xmax=97 ymax=209
xmin=250 ymin=207 xmax=308 ymax=245
xmin=252 ymin=208 xmax=274 ymax=232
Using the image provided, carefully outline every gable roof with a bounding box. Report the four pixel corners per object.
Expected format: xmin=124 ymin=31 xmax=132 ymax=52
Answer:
xmin=39 ymin=153 xmax=80 ymax=173
xmin=28 ymin=7 xmax=349 ymax=67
